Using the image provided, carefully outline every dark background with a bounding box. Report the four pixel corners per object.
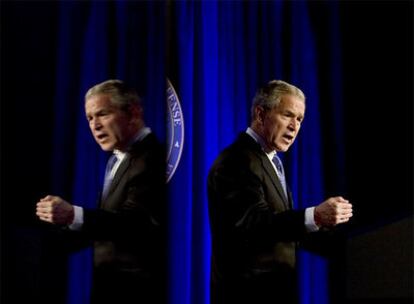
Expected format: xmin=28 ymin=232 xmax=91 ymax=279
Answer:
xmin=1 ymin=3 xmax=63 ymax=303
xmin=336 ymin=2 xmax=413 ymax=303
xmin=1 ymin=1 xmax=412 ymax=303
xmin=340 ymin=1 xmax=412 ymax=229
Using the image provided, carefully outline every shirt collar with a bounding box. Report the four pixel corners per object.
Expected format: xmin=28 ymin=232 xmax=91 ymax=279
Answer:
xmin=112 ymin=149 xmax=126 ymax=162
xmin=246 ymin=127 xmax=277 ymax=160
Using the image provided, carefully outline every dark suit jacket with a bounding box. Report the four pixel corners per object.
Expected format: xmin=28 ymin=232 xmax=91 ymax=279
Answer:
xmin=208 ymin=133 xmax=308 ymax=304
xmin=76 ymin=132 xmax=166 ymax=303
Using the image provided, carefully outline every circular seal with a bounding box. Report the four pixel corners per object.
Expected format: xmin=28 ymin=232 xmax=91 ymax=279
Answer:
xmin=166 ymin=79 xmax=185 ymax=183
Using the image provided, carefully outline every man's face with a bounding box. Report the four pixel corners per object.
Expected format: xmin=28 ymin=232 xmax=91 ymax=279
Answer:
xmin=258 ymin=94 xmax=305 ymax=152
xmin=85 ymin=94 xmax=134 ymax=152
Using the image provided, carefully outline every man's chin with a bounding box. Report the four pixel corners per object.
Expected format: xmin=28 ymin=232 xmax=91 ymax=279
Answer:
xmin=275 ymin=144 xmax=290 ymax=152
xmin=98 ymin=143 xmax=114 ymax=152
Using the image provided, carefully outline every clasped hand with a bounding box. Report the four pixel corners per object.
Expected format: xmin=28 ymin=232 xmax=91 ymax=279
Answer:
xmin=36 ymin=195 xmax=74 ymax=225
xmin=314 ymin=196 xmax=353 ymax=227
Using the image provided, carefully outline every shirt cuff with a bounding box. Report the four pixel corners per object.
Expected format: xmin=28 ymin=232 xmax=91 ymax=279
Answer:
xmin=305 ymin=207 xmax=319 ymax=232
xmin=68 ymin=205 xmax=84 ymax=231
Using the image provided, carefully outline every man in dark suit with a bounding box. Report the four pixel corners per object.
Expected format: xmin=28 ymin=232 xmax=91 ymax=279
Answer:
xmin=36 ymin=79 xmax=166 ymax=303
xmin=207 ymin=80 xmax=353 ymax=304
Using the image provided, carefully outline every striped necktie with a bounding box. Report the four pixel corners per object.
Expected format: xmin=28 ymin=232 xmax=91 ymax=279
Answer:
xmin=273 ymin=154 xmax=287 ymax=199
xmin=102 ymin=154 xmax=118 ymax=199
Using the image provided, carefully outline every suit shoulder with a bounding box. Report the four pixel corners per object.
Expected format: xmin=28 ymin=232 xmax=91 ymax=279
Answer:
xmin=130 ymin=133 xmax=165 ymax=157
xmin=209 ymin=135 xmax=261 ymax=173
xmin=128 ymin=133 xmax=166 ymax=172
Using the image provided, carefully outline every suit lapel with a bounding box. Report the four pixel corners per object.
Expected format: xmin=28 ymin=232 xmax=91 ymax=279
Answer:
xmin=238 ymin=133 xmax=291 ymax=210
xmin=101 ymin=154 xmax=131 ymax=206
xmin=259 ymin=153 xmax=291 ymax=210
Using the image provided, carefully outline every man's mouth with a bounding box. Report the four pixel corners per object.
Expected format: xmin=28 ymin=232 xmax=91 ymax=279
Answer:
xmin=283 ymin=134 xmax=294 ymax=141
xmin=96 ymin=133 xmax=109 ymax=142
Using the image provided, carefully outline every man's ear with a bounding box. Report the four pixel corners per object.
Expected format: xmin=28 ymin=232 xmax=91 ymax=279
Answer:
xmin=255 ymin=106 xmax=266 ymax=124
xmin=132 ymin=104 xmax=143 ymax=115
xmin=128 ymin=104 xmax=143 ymax=123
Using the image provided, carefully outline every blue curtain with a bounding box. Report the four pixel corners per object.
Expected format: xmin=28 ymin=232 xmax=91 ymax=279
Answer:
xmin=51 ymin=2 xmax=165 ymax=303
xmin=168 ymin=1 xmax=343 ymax=304
xmin=50 ymin=1 xmax=343 ymax=304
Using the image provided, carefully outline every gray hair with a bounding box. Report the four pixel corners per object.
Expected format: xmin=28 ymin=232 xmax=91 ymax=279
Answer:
xmin=85 ymin=79 xmax=142 ymax=111
xmin=251 ymin=80 xmax=305 ymax=120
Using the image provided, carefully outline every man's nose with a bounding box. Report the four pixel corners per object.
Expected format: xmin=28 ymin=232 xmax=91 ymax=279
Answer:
xmin=288 ymin=120 xmax=298 ymax=130
xmin=91 ymin=118 xmax=102 ymax=130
